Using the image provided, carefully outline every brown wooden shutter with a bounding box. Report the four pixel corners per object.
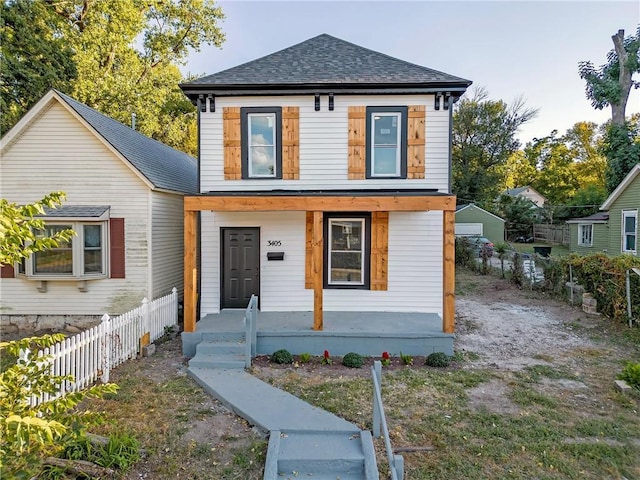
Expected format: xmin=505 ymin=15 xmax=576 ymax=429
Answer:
xmin=407 ymin=105 xmax=426 ymax=179
xmin=348 ymin=106 xmax=366 ymax=179
xmin=370 ymin=212 xmax=389 ymax=291
xmin=109 ymin=218 xmax=125 ymax=279
xmin=282 ymin=107 xmax=300 ymax=180
xmin=1 ymin=264 xmax=15 ymax=278
xmin=223 ymin=107 xmax=242 ymax=180
xmin=305 ymin=212 xmax=313 ymax=289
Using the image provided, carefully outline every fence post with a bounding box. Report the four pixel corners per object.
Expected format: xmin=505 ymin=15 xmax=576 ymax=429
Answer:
xmin=101 ymin=314 xmax=111 ymax=383
xmin=140 ymin=298 xmax=150 ymax=350
xmin=373 ymin=360 xmax=382 ymax=438
xmin=171 ymin=287 xmax=178 ymax=326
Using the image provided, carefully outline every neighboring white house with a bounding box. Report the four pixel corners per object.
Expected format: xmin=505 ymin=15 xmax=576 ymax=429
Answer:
xmin=502 ymin=186 xmax=547 ymax=207
xmin=0 ymin=90 xmax=197 ymax=333
xmin=179 ymin=34 xmax=471 ymax=335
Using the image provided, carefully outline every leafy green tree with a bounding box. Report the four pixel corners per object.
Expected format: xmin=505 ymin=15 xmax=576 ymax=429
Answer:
xmin=0 ymin=192 xmax=75 ymax=265
xmin=0 ymin=0 xmax=77 ymax=135
xmin=452 ymin=87 xmax=538 ymax=204
xmin=495 ymin=194 xmax=543 ymax=240
xmin=1 ymin=0 xmax=225 ymax=155
xmin=601 ymin=119 xmax=640 ymax=192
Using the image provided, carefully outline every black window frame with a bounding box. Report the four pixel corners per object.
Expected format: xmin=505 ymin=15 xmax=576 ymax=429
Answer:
xmin=365 ymin=106 xmax=408 ymax=179
xmin=323 ymin=212 xmax=371 ymax=290
xmin=241 ymin=106 xmax=283 ymax=180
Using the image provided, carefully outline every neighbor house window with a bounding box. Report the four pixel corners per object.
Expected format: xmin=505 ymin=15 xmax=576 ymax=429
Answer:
xmin=366 ymin=106 xmax=407 ymax=179
xmin=622 ymin=210 xmax=637 ymax=253
xmin=241 ymin=107 xmax=282 ymax=179
xmin=324 ymin=214 xmax=370 ymax=289
xmin=578 ymin=224 xmax=593 ymax=247
xmin=25 ymin=222 xmax=107 ymax=278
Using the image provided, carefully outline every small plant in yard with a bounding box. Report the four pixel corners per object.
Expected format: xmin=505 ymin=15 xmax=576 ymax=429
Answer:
xmin=380 ymin=351 xmax=391 ymax=366
xmin=321 ymin=350 xmax=332 ymax=365
xmin=342 ymin=352 xmax=364 ymax=368
xmin=400 ymin=352 xmax=413 ymax=365
xmin=618 ymin=361 xmax=640 ymax=390
xmin=426 ymin=352 xmax=451 ymax=368
xmin=270 ymin=349 xmax=293 ymax=364
xmin=298 ymin=352 xmax=311 ymax=363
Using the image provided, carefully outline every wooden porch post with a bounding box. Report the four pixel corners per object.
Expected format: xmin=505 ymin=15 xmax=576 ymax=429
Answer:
xmin=184 ymin=209 xmax=197 ymax=333
xmin=312 ymin=211 xmax=324 ymax=330
xmin=443 ymin=209 xmax=456 ymax=333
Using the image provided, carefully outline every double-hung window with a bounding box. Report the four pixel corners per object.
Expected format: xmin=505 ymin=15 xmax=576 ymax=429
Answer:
xmin=324 ymin=214 xmax=370 ymax=289
xmin=241 ymin=107 xmax=282 ymax=179
xmin=622 ymin=210 xmax=637 ymax=254
xmin=366 ymin=106 xmax=408 ymax=179
xmin=26 ymin=222 xmax=107 ymax=278
xmin=578 ymin=224 xmax=593 ymax=247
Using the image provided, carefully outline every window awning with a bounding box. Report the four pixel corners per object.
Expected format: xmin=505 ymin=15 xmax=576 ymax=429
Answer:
xmin=38 ymin=205 xmax=111 ymax=221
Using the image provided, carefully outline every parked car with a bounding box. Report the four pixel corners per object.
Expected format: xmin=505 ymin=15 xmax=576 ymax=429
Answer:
xmin=467 ymin=236 xmax=494 ymax=257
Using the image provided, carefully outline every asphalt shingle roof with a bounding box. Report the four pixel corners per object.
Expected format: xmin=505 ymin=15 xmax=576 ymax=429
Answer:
xmin=39 ymin=205 xmax=110 ymax=217
xmin=56 ymin=91 xmax=197 ymax=194
xmin=183 ymin=34 xmax=471 ymax=89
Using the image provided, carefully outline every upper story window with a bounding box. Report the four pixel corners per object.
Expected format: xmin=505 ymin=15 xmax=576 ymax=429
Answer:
xmin=578 ymin=224 xmax=593 ymax=247
xmin=366 ymin=106 xmax=408 ymax=179
xmin=24 ymin=222 xmax=108 ymax=278
xmin=241 ymin=107 xmax=282 ymax=179
xmin=622 ymin=210 xmax=637 ymax=254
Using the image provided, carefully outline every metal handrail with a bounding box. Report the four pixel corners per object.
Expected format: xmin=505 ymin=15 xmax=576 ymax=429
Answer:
xmin=244 ymin=295 xmax=258 ymax=368
xmin=371 ymin=360 xmax=403 ymax=480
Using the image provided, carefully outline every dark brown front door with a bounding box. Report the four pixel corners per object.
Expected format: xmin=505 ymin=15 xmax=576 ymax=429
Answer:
xmin=221 ymin=228 xmax=260 ymax=309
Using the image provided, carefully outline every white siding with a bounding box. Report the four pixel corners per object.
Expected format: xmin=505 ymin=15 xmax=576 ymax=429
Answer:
xmin=199 ymin=211 xmax=442 ymax=316
xmin=0 ymin=102 xmax=151 ymax=315
xmin=200 ymin=95 xmax=450 ymax=193
xmin=150 ymin=191 xmax=184 ymax=299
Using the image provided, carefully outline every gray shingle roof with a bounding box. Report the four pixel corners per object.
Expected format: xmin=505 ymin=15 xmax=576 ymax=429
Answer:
xmin=39 ymin=205 xmax=110 ymax=217
xmin=182 ymin=34 xmax=471 ymax=91
xmin=55 ymin=91 xmax=197 ymax=194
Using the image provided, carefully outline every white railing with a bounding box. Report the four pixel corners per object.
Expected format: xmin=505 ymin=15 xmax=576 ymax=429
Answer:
xmin=34 ymin=288 xmax=178 ymax=404
xmin=244 ymin=295 xmax=258 ymax=368
xmin=372 ymin=360 xmax=404 ymax=480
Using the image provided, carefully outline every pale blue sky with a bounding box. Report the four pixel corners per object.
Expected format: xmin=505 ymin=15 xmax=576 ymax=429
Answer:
xmin=183 ymin=1 xmax=640 ymax=144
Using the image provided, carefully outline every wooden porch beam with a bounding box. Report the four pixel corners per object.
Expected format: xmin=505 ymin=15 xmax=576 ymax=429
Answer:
xmin=443 ymin=209 xmax=456 ymax=334
xmin=185 ymin=195 xmax=455 ymax=212
xmin=312 ymin=211 xmax=324 ymax=330
xmin=184 ymin=210 xmax=197 ymax=333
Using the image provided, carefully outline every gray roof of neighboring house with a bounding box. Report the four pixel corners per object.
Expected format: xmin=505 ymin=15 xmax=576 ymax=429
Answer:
xmin=55 ymin=91 xmax=197 ymax=194
xmin=181 ymin=34 xmax=471 ymax=94
xmin=39 ymin=205 xmax=110 ymax=217
xmin=504 ymin=187 xmax=529 ymax=196
xmin=566 ymin=212 xmax=610 ymax=223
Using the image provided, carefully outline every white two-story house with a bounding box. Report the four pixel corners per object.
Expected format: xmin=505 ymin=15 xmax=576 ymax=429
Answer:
xmin=179 ymin=34 xmax=471 ymax=355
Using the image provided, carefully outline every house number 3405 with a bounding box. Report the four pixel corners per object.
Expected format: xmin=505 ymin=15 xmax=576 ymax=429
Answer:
xmin=267 ymin=240 xmax=282 ymax=246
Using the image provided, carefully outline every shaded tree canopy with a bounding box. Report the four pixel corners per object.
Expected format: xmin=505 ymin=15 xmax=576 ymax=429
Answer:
xmin=0 ymin=0 xmax=225 ymax=155
xmin=452 ymin=87 xmax=538 ymax=205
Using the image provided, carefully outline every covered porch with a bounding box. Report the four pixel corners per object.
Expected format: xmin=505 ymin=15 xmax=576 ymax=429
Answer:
xmin=182 ymin=309 xmax=453 ymax=358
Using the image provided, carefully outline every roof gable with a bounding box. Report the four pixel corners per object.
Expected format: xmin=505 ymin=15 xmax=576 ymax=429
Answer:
xmin=1 ymin=90 xmax=197 ymax=195
xmin=601 ymin=163 xmax=640 ymax=210
xmin=181 ymin=34 xmax=471 ymax=95
xmin=455 ymin=203 xmax=505 ymax=222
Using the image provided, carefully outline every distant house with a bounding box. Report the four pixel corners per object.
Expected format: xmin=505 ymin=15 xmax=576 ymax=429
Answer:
xmin=0 ymin=90 xmax=197 ymax=333
xmin=502 ymin=186 xmax=546 ymax=207
xmin=455 ymin=204 xmax=505 ymax=244
xmin=568 ymin=163 xmax=639 ymax=256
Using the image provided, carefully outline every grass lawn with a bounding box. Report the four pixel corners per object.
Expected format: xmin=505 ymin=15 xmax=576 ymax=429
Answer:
xmin=508 ymin=241 xmax=570 ymax=258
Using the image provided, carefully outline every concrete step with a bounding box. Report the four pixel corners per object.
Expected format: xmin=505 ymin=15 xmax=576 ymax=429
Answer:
xmin=200 ymin=331 xmax=245 ymax=343
xmin=188 ymin=353 xmax=245 ymax=369
xmin=196 ymin=341 xmax=244 ymax=356
xmin=264 ymin=430 xmax=378 ymax=479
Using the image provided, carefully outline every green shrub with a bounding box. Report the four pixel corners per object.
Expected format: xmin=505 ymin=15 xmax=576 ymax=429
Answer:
xmin=618 ymin=362 xmax=640 ymax=390
xmin=63 ymin=432 xmax=140 ymax=471
xmin=298 ymin=352 xmax=311 ymax=363
xmin=400 ymin=352 xmax=413 ymax=365
xmin=271 ymin=349 xmax=293 ymax=364
xmin=342 ymin=352 xmax=364 ymax=368
xmin=426 ymin=352 xmax=451 ymax=368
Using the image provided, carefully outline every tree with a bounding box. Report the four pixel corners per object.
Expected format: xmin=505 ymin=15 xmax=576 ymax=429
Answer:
xmin=0 ymin=0 xmax=77 ymax=135
xmin=452 ymin=87 xmax=538 ymax=204
xmin=1 ymin=0 xmax=225 ymax=155
xmin=495 ymin=194 xmax=543 ymax=240
xmin=601 ymin=116 xmax=640 ymax=192
xmin=0 ymin=192 xmax=75 ymax=265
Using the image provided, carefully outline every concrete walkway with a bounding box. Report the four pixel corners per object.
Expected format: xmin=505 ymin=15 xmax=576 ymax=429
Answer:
xmin=188 ymin=367 xmax=359 ymax=433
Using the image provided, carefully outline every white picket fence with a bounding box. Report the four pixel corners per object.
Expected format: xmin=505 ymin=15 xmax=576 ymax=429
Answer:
xmin=32 ymin=288 xmax=178 ymax=405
